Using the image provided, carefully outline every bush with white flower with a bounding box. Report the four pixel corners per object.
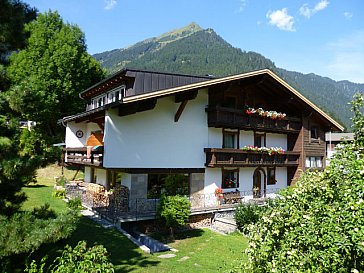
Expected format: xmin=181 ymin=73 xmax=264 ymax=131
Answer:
xmin=237 ymin=94 xmax=364 ymax=273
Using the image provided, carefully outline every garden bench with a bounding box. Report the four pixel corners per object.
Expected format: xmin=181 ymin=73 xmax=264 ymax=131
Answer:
xmin=223 ymin=191 xmax=243 ymax=204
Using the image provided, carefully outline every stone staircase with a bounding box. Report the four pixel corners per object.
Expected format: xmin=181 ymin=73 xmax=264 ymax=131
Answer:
xmin=211 ymin=211 xmax=237 ymax=234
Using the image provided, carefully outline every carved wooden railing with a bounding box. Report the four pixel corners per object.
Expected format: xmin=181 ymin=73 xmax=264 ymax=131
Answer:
xmin=64 ymin=147 xmax=103 ymax=167
xmin=205 ymin=148 xmax=300 ymax=167
xmin=206 ymin=106 xmax=302 ymax=133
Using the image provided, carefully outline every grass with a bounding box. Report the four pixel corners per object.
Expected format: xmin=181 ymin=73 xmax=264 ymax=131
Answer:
xmin=22 ymin=164 xmax=83 ymax=213
xmin=21 ymin=164 xmax=248 ymax=272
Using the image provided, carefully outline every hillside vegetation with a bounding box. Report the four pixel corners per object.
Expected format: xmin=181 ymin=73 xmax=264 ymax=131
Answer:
xmin=93 ymin=23 xmax=364 ymax=130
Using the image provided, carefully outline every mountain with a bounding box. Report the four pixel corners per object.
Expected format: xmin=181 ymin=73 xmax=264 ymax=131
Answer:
xmin=93 ymin=23 xmax=364 ymax=130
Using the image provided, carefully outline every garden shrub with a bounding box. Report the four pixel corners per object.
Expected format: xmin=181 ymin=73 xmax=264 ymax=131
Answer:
xmin=67 ymin=197 xmax=82 ymax=210
xmin=52 ymin=189 xmax=66 ymax=199
xmin=26 ymin=241 xmax=114 ymax=273
xmin=241 ymin=94 xmax=364 ymax=273
xmin=55 ymin=176 xmax=67 ymax=187
xmin=234 ymin=203 xmax=266 ymax=234
xmin=157 ymin=195 xmax=191 ymax=236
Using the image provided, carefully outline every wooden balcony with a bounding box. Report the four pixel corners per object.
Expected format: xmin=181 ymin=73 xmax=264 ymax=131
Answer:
xmin=64 ymin=147 xmax=103 ymax=167
xmin=205 ymin=148 xmax=300 ymax=168
xmin=206 ymin=106 xmax=302 ymax=133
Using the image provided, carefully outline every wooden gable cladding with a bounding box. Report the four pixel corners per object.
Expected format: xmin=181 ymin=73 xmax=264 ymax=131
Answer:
xmin=86 ymin=132 xmax=104 ymax=146
xmin=302 ymin=116 xmax=326 ymax=156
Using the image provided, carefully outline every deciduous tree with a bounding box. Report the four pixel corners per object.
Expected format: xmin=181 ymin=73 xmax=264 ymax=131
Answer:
xmin=6 ymin=11 xmax=104 ymax=141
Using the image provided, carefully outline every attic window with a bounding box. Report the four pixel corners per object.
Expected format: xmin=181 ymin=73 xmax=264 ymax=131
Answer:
xmin=311 ymin=126 xmax=318 ymax=139
xmin=90 ymin=85 xmax=125 ymax=110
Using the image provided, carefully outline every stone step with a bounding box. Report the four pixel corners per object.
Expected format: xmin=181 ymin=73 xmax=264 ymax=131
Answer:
xmin=212 ymin=217 xmax=237 ymax=234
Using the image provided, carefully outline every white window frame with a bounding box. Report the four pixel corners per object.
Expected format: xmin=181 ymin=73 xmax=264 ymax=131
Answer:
xmin=305 ymin=156 xmax=323 ymax=168
xmin=90 ymin=85 xmax=126 ymax=110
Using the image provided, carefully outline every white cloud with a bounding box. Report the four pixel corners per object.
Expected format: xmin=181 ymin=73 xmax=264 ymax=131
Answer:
xmin=236 ymin=0 xmax=247 ymax=13
xmin=344 ymin=12 xmax=353 ymax=19
xmin=326 ymin=31 xmax=364 ymax=83
xmin=299 ymin=0 xmax=329 ymax=18
xmin=266 ymin=8 xmax=295 ymax=32
xmin=104 ymin=0 xmax=117 ymax=10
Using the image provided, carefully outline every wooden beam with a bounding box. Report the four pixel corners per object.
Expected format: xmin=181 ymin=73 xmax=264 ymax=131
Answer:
xmin=96 ymin=121 xmax=105 ymax=131
xmin=118 ymin=98 xmax=157 ymax=117
xmin=175 ymin=100 xmax=188 ymax=122
xmin=175 ymin=90 xmax=198 ymax=103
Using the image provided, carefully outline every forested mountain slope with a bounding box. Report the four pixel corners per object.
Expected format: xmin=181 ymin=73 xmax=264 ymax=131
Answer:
xmin=93 ymin=23 xmax=364 ymax=130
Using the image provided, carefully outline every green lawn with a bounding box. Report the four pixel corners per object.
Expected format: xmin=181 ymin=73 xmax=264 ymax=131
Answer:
xmin=22 ymin=164 xmax=248 ymax=272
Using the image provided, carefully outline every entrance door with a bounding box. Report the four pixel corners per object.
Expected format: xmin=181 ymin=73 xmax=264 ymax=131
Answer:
xmin=253 ymin=168 xmax=266 ymax=198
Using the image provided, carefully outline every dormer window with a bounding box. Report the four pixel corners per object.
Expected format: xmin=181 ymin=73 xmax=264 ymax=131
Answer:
xmin=90 ymin=85 xmax=125 ymax=110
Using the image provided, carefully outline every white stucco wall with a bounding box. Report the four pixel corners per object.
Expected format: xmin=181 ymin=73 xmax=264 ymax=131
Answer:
xmin=240 ymin=130 xmax=254 ymax=147
xmin=65 ymin=121 xmax=86 ymax=148
xmin=266 ymin=133 xmax=287 ymax=149
xmin=86 ymin=123 xmax=102 ymax=140
xmin=208 ymin=128 xmax=222 ymax=148
xmin=96 ymin=168 xmax=107 ymax=187
xmin=204 ymin=168 xmax=221 ymax=194
xmin=65 ymin=121 xmax=102 ymax=148
xmin=84 ymin=166 xmax=92 ymax=183
xmin=204 ymin=166 xmax=287 ymax=197
xmin=103 ymin=90 xmax=209 ymax=168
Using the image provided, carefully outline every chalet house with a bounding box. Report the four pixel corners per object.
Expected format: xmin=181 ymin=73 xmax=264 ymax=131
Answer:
xmin=62 ymin=68 xmax=343 ymax=219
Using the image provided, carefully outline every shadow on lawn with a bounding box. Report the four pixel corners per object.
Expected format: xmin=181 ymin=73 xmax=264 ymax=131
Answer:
xmin=150 ymin=228 xmax=205 ymax=244
xmin=32 ymin=216 xmax=160 ymax=272
xmin=24 ymin=184 xmax=47 ymax=188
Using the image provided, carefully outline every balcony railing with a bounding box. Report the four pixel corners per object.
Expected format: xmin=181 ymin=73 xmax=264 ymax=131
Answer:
xmin=205 ymin=148 xmax=300 ymax=167
xmin=65 ymin=183 xmax=281 ymax=222
xmin=206 ymin=106 xmax=301 ymax=133
xmin=64 ymin=147 xmax=103 ymax=167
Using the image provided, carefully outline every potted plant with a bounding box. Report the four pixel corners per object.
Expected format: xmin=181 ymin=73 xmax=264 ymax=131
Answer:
xmin=253 ymin=186 xmax=261 ymax=198
xmin=214 ymin=187 xmax=224 ymax=205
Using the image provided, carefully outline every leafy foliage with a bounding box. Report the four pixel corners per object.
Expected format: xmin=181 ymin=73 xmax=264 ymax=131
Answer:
xmin=241 ymin=94 xmax=364 ymax=272
xmin=0 ymin=0 xmax=37 ymax=63
xmin=52 ymin=189 xmax=66 ymax=199
xmin=157 ymin=195 xmax=191 ymax=234
xmin=26 ymin=241 xmax=114 ymax=273
xmin=67 ymin=197 xmax=82 ymax=210
xmin=0 ymin=210 xmax=78 ymax=259
xmin=0 ymin=117 xmax=42 ymax=215
xmin=5 ymin=11 xmax=105 ymax=141
xmin=234 ymin=203 xmax=266 ymax=234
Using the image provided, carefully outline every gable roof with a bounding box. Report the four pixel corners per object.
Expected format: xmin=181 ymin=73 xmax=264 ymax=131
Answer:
xmin=63 ymin=69 xmax=344 ymax=131
xmin=79 ymin=68 xmax=212 ymax=100
xmin=121 ymin=69 xmax=344 ymax=131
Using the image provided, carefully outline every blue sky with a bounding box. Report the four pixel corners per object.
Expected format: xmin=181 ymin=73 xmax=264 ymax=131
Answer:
xmin=25 ymin=0 xmax=364 ymax=83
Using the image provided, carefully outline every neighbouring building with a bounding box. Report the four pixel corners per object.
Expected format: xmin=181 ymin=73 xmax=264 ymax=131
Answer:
xmin=325 ymin=132 xmax=354 ymax=162
xmin=61 ymin=68 xmax=343 ymax=220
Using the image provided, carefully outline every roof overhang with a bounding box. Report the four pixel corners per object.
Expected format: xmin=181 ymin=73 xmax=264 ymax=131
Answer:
xmin=121 ymin=69 xmax=344 ymax=131
xmin=62 ymin=69 xmax=344 ymax=131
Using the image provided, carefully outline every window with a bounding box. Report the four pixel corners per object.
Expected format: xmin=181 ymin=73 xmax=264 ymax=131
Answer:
xmin=90 ymin=86 xmax=125 ymax=110
xmin=305 ymin=156 xmax=323 ymax=168
xmin=254 ymin=133 xmax=266 ymax=148
xmin=223 ymin=130 xmax=239 ymax=148
xmin=311 ymin=126 xmax=318 ymax=140
xmin=147 ymin=174 xmax=189 ymax=198
xmin=267 ymin=167 xmax=276 ymax=185
xmin=222 ymin=169 xmax=239 ymax=189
